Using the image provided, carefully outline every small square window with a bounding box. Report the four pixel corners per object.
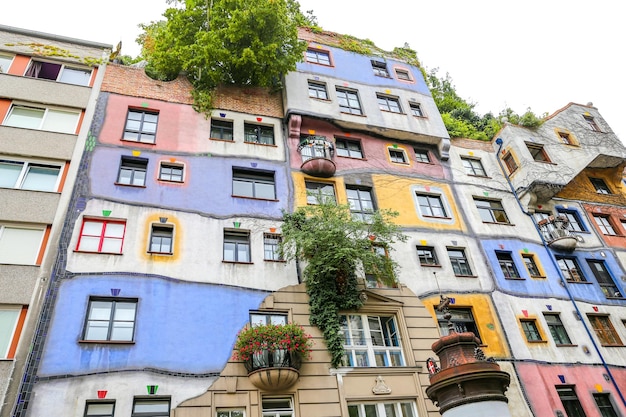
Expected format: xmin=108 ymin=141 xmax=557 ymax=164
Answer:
xmin=263 ymin=233 xmax=283 ymax=261
xmin=210 ymin=119 xmax=233 ymax=141
xmin=583 ymin=114 xmax=601 ymax=132
xmin=556 ymin=256 xmax=586 ymax=283
xmin=589 ymin=177 xmax=612 ymax=194
xmin=388 ymin=148 xmax=407 ymax=164
xmin=244 ymin=123 xmax=274 ymax=145
xmin=414 ymin=148 xmax=430 ymax=163
xmin=131 ymin=398 xmax=170 ymax=417
xmin=557 ymin=209 xmax=585 ymax=232
xmin=377 ymin=94 xmax=402 ymax=113
xmin=502 ymin=152 xmax=518 ymax=174
xmin=306 ymin=49 xmax=331 ymax=65
xmin=336 ymin=88 xmax=363 ymax=115
xmin=149 ymin=224 xmax=173 ymax=254
xmin=395 ymin=68 xmax=411 ymax=81
xmin=522 ymin=254 xmax=542 ymax=278
xmin=305 ymin=181 xmax=336 ymax=205
xmin=447 ymin=248 xmax=473 ymax=276
xmin=123 ymin=109 xmax=158 ymax=144
xmin=308 ymin=81 xmax=328 ymax=100
xmin=83 ymin=297 xmax=137 ymax=342
xmin=558 ymin=131 xmax=574 ymax=145
xmin=159 ymin=163 xmax=184 ymax=182
xmin=117 ymin=156 xmax=147 ymax=186
xmin=223 ymin=230 xmax=250 ymax=263
xmin=526 ymin=143 xmax=551 ymax=162
xmin=544 ymin=313 xmax=572 ymax=345
xmin=335 ymin=138 xmax=363 ymax=158
xmin=497 ymin=251 xmax=521 ymax=279
xmin=250 ymin=311 xmax=287 ymax=326
xmin=416 ymin=193 xmax=447 ymax=218
xmin=371 ymin=60 xmax=389 ymax=77
xmin=587 ymin=314 xmax=623 ymax=346
xmin=233 ymin=169 xmax=276 ymax=200
xmin=521 ymin=319 xmax=543 ymax=342
xmin=593 ymin=214 xmax=617 ymax=235
xmin=346 ymin=186 xmax=375 ymax=222
xmin=416 ymin=246 xmax=439 ymax=266
xmin=84 ymin=401 xmax=115 ymax=417
xmin=461 ymin=157 xmax=486 ymax=176
xmin=474 ymin=198 xmax=510 ymax=224
xmin=76 ymin=218 xmax=126 ymax=254
xmin=409 ymin=102 xmax=424 ymax=117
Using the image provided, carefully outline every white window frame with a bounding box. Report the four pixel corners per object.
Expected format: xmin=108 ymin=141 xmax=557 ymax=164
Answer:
xmin=24 ymin=58 xmax=93 ymax=86
xmin=131 ymin=397 xmax=170 ymax=417
xmin=0 ymin=53 xmax=14 ymax=73
xmin=263 ymin=233 xmax=283 ymax=261
xmin=0 ymin=306 xmax=25 ymax=359
xmin=0 ymin=158 xmax=63 ymax=192
xmin=340 ymin=313 xmax=405 ymax=367
xmin=348 ymin=401 xmax=417 ymax=417
xmin=262 ymin=397 xmax=293 ymax=417
xmin=3 ymin=103 xmax=80 ymax=134
xmin=216 ymin=410 xmax=244 ymax=417
xmin=0 ymin=224 xmax=45 ymax=265
xmin=250 ymin=311 xmax=288 ymax=326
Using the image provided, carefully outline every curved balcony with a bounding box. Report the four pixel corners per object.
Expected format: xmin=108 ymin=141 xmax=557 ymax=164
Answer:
xmin=298 ymin=136 xmax=336 ymax=178
xmin=537 ymin=215 xmax=578 ymax=251
xmin=245 ymin=349 xmax=301 ymax=391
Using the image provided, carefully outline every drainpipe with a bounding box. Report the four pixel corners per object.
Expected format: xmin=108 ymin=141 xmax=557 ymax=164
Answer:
xmin=494 ymin=137 xmax=626 ymax=408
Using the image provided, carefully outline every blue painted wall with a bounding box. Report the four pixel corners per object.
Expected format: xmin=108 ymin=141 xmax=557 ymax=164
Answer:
xmin=38 ymin=275 xmax=269 ymax=376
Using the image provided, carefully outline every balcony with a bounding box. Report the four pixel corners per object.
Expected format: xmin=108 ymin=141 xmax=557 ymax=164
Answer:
xmin=537 ymin=215 xmax=578 ymax=251
xmin=298 ymin=136 xmax=336 ymax=178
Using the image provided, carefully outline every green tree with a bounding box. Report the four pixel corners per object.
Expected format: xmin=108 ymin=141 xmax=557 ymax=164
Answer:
xmin=280 ymin=197 xmax=406 ymax=367
xmin=139 ymin=0 xmax=308 ymax=113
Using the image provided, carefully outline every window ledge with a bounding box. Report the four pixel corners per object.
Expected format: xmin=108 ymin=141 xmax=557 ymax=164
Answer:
xmin=482 ymin=221 xmax=515 ymax=226
xmin=505 ymin=277 xmax=525 ymax=281
xmin=309 ymin=97 xmax=332 ymax=102
xmin=79 ymin=340 xmax=135 ymax=344
xmin=454 ymin=274 xmax=478 ymax=278
xmin=339 ymin=111 xmax=366 ymax=117
xmin=468 ymin=174 xmax=491 ymax=179
xmin=332 ymin=365 xmax=423 ymax=375
xmin=527 ymin=340 xmax=548 ymax=344
xmin=566 ymin=281 xmax=593 ymax=284
xmin=158 ymin=179 xmax=184 ymax=184
xmin=411 ymin=114 xmax=427 ymax=118
xmin=555 ymin=344 xmax=578 ymax=347
xmin=0 ymin=358 xmax=15 ymax=362
xmin=231 ymin=195 xmax=279 ymax=202
xmin=209 ymin=137 xmax=235 ymax=142
xmin=380 ymin=110 xmax=405 ymax=115
xmin=606 ymin=296 xmax=626 ymax=300
xmin=264 ymin=259 xmax=286 ymax=263
xmin=73 ymin=250 xmax=123 ymax=255
xmin=530 ymin=275 xmax=547 ymax=279
xmin=120 ymin=139 xmax=156 ymax=145
xmin=244 ymin=141 xmax=277 ymax=147
xmin=337 ymin=155 xmax=367 ymax=161
xmin=148 ymin=251 xmax=173 ymax=256
xmin=390 ymin=161 xmax=410 ymax=166
xmin=420 ymin=264 xmax=442 ymax=268
xmin=222 ymin=260 xmax=254 ymax=265
xmin=114 ymin=182 xmax=146 ymax=188
xmin=601 ymin=344 xmax=625 ymax=347
xmin=422 ymin=215 xmax=452 ymax=220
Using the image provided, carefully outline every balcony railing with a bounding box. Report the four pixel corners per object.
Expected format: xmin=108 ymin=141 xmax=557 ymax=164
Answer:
xmin=244 ymin=349 xmax=302 ymax=373
xmin=298 ymin=136 xmax=336 ymax=177
xmin=537 ymin=215 xmax=578 ymax=251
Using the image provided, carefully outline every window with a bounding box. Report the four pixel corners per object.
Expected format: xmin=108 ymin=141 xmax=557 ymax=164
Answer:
xmin=158 ymin=163 xmax=184 ymax=182
xmin=305 ymin=181 xmax=336 ymax=205
xmin=0 ymin=54 xmax=14 ymax=73
xmin=123 ymin=110 xmax=158 ymax=143
xmin=250 ymin=311 xmax=287 ymax=327
xmin=526 ymin=143 xmax=551 ymax=162
xmin=0 ymin=306 xmax=26 ymax=359
xmin=388 ymin=148 xmax=407 ymax=164
xmin=544 ymin=313 xmax=572 ymax=345
xmin=340 ymin=314 xmax=404 ymax=367
xmin=84 ymin=402 xmax=115 ymax=417
xmin=414 ymin=148 xmax=430 ymax=163
xmin=395 ymin=68 xmax=412 ymax=81
xmin=0 ymin=226 xmax=44 ymax=264
xmin=371 ymin=60 xmax=389 ymax=77
xmin=233 ymin=169 xmax=276 ymax=200
xmin=557 ymin=386 xmax=586 ymax=417
xmin=4 ymin=104 xmax=80 ymax=134
xmin=117 ymin=157 xmax=147 ymax=186
xmin=416 ymin=246 xmax=439 ymax=266
xmin=131 ymin=398 xmax=170 ymax=417
xmin=408 ymin=104 xmax=424 ymax=119
xmin=461 ymin=157 xmax=486 ymax=176
xmin=558 ymin=209 xmax=585 ymax=232
xmin=437 ymin=308 xmax=480 ymax=338
xmin=475 ymin=198 xmax=510 ymax=224
xmin=335 ymin=138 xmax=363 ymax=158
xmin=377 ymin=95 xmax=402 ymax=113
xmin=447 ymin=248 xmax=473 ymax=276
xmin=0 ymin=159 xmax=61 ymax=191
xmin=556 ymin=257 xmax=586 ymax=283
xmin=217 ymin=410 xmax=244 ymax=417
xmin=520 ymin=319 xmax=543 ymax=342
xmin=522 ymin=254 xmax=542 ymax=278
xmin=584 ymin=114 xmax=601 ymax=132
xmin=223 ymin=230 xmax=250 ymax=263
xmin=502 ymin=152 xmax=518 ymax=174
xmin=588 ymin=315 xmax=623 ymax=346
xmin=307 ymin=81 xmax=328 ymax=99
xmin=210 ymin=119 xmax=233 ymax=140
xmin=336 ymin=88 xmax=363 ymax=115
xmin=76 ymin=218 xmax=126 ymax=254
xmin=244 ymin=123 xmax=274 ymax=145
xmin=587 ymin=260 xmax=622 ymax=298
xmin=558 ymin=131 xmax=574 ymax=145
xmin=347 ymin=186 xmax=375 ymax=221
xmin=594 ymin=393 xmax=619 ymax=417
xmin=263 ymin=233 xmax=283 ymax=261
xmin=348 ymin=402 xmax=416 ymax=417
xmin=149 ymin=225 xmax=173 ymax=254
xmin=262 ymin=397 xmax=293 ymax=417
xmin=589 ymin=177 xmax=611 ymax=194
xmin=306 ymin=49 xmax=330 ymax=65
xmin=25 ymin=60 xmax=92 ymax=86
xmin=83 ymin=298 xmax=137 ymax=342
xmin=497 ymin=251 xmax=521 ymax=279
xmin=416 ymin=193 xmax=447 ymax=218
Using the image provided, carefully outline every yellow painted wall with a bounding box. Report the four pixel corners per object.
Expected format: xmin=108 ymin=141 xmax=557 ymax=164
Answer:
xmin=140 ymin=214 xmax=183 ymax=262
xmin=292 ymin=172 xmax=347 ymax=207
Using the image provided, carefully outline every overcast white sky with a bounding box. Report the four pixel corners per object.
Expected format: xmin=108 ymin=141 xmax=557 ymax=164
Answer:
xmin=3 ymin=1 xmax=624 ymax=139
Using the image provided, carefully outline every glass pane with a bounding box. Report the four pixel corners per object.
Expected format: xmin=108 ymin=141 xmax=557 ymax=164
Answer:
xmin=233 ymin=180 xmax=253 ymax=197
xmin=133 ymin=171 xmax=146 ymax=186
xmin=85 ymin=321 xmax=109 ymax=340
xmin=78 ymin=236 xmax=100 ymax=252
xmin=355 ymin=350 xmax=369 ymax=366
xmin=104 ymin=223 xmax=125 ymax=238
xmin=0 ymin=54 xmax=13 ymax=73
xmin=238 ymin=244 xmax=250 ymax=262
xmin=0 ymin=309 xmax=19 ymax=357
xmin=89 ymin=301 xmax=112 ymax=320
xmin=256 ymin=182 xmax=275 ymax=199
xmin=0 ymin=161 xmax=22 ymax=188
xmin=86 ymin=403 xmax=114 ymax=414
xmin=101 ymin=238 xmax=123 ymax=253
xmin=82 ymin=221 xmax=104 ymax=236
xmin=5 ymin=107 xmax=44 ymax=129
xmin=59 ymin=67 xmax=91 ymax=85
xmin=21 ymin=165 xmax=60 ymax=191
xmin=111 ymin=321 xmax=134 ymax=341
xmin=384 ymin=403 xmax=397 ymax=417
xmin=400 ymin=403 xmax=415 ymax=417
xmin=224 ymin=242 xmax=236 ymax=261
xmin=374 ymin=352 xmax=387 ymax=366
xmin=348 ymin=405 xmax=359 ymax=417
xmin=118 ymin=169 xmax=133 ymax=184
xmin=134 ymin=400 xmax=169 ymax=412
xmin=114 ymin=303 xmax=136 ymax=320
xmin=41 ymin=109 xmax=79 ymax=134
xmin=364 ymin=404 xmax=377 ymax=417
xmin=0 ymin=227 xmax=43 ymax=264
xmin=389 ymin=351 xmax=404 ymax=366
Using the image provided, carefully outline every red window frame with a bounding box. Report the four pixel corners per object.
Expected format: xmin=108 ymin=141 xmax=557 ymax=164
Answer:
xmin=76 ymin=218 xmax=126 ymax=254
